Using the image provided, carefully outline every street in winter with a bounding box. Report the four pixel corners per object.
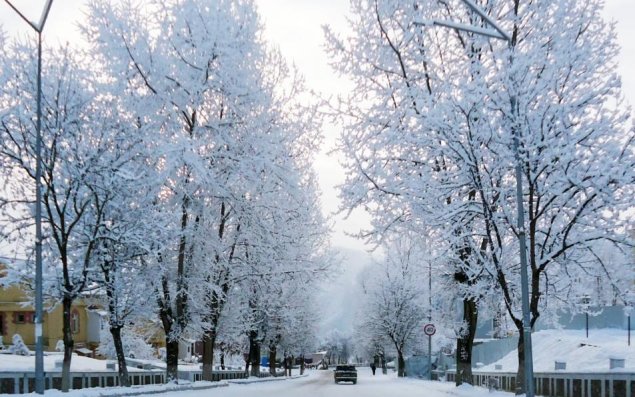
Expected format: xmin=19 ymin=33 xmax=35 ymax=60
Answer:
xmin=131 ymin=370 xmax=509 ymax=397
xmin=0 ymin=0 xmax=634 ymax=397
xmin=17 ymin=369 xmax=515 ymax=397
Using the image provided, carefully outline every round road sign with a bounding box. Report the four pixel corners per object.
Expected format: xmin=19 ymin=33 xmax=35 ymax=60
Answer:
xmin=424 ymin=323 xmax=436 ymax=336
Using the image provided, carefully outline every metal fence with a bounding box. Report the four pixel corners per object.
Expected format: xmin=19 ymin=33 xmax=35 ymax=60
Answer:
xmin=0 ymin=370 xmax=166 ymax=394
xmin=0 ymin=368 xmax=299 ymax=394
xmin=177 ymin=369 xmax=287 ymax=382
xmin=446 ymin=370 xmax=635 ymax=397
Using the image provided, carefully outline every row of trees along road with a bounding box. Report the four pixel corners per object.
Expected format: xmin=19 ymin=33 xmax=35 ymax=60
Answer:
xmin=326 ymin=0 xmax=634 ymax=394
xmin=356 ymin=234 xmax=428 ymax=378
xmin=0 ymin=0 xmax=332 ymax=391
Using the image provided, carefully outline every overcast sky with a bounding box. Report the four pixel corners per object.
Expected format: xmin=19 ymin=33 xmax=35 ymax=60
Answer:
xmin=1 ymin=0 xmax=633 ymax=256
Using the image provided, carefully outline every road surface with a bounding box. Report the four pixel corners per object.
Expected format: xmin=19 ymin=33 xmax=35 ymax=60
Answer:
xmin=149 ymin=368 xmax=507 ymax=397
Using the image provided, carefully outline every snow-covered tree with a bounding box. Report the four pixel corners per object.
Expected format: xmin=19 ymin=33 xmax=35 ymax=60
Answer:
xmin=83 ymin=0 xmax=263 ymax=380
xmin=356 ymin=235 xmax=428 ymax=377
xmin=83 ymin=0 xmax=331 ymax=382
xmin=98 ymin=328 xmax=155 ymax=361
xmin=319 ymin=329 xmax=352 ymax=366
xmin=0 ymin=39 xmax=124 ymax=391
xmin=327 ymin=0 xmax=634 ymax=391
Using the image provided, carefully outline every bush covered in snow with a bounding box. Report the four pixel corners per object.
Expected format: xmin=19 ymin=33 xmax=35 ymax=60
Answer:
xmin=10 ymin=334 xmax=30 ymax=356
xmin=98 ymin=330 xmax=155 ymax=360
xmin=55 ymin=340 xmax=64 ymax=352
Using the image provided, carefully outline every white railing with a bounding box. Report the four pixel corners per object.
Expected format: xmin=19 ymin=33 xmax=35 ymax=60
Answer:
xmin=0 ymin=370 xmax=165 ymax=394
xmin=446 ymin=370 xmax=635 ymax=397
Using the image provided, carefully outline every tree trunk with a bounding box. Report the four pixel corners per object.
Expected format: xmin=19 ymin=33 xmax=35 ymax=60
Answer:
xmin=175 ymin=196 xmax=190 ymax=333
xmin=456 ymin=297 xmax=478 ymax=386
xmin=397 ymin=350 xmax=405 ymax=377
xmin=515 ymin=330 xmax=527 ymax=395
xmin=248 ymin=331 xmax=260 ymax=377
xmin=157 ymin=272 xmax=180 ymax=384
xmin=201 ymin=330 xmax=215 ymax=381
xmin=61 ymin=296 xmax=74 ymax=392
xmin=166 ymin=339 xmax=179 ymax=383
xmin=269 ymin=345 xmax=277 ymax=376
xmin=110 ymin=326 xmax=130 ymax=387
xmin=300 ymin=354 xmax=305 ymax=375
xmin=103 ymin=262 xmax=130 ymax=387
xmin=288 ymin=356 xmax=293 ymax=376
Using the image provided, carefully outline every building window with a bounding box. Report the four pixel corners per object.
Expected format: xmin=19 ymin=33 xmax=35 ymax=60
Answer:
xmin=0 ymin=313 xmax=4 ymax=335
xmin=13 ymin=312 xmax=33 ymax=324
xmin=71 ymin=310 xmax=80 ymax=334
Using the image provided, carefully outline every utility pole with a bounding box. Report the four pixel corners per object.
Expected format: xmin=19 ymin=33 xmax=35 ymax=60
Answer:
xmin=2 ymin=1 xmax=54 ymax=394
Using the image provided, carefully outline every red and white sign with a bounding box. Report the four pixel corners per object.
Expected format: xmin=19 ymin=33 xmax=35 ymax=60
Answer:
xmin=424 ymin=323 xmax=436 ymax=336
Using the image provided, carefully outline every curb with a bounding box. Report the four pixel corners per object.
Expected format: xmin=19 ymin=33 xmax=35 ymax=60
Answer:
xmin=228 ymin=373 xmax=310 ymax=385
xmin=48 ymin=381 xmax=229 ymax=397
xmin=34 ymin=374 xmax=311 ymax=396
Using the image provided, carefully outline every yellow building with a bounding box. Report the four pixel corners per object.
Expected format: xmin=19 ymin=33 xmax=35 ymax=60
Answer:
xmin=0 ymin=262 xmax=99 ymax=352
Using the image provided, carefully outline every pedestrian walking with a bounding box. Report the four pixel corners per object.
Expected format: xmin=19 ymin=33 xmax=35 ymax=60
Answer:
xmin=370 ymin=362 xmax=376 ymax=375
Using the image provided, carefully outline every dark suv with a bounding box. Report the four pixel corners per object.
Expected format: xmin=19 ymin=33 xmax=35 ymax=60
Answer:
xmin=334 ymin=365 xmax=357 ymax=384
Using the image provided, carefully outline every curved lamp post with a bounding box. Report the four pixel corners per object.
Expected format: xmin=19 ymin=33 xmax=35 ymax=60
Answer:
xmin=414 ymin=1 xmax=535 ymax=396
xmin=2 ymin=1 xmax=54 ymax=394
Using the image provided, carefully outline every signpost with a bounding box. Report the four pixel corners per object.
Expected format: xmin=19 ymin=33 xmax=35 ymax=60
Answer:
xmin=424 ymin=323 xmax=435 ymax=379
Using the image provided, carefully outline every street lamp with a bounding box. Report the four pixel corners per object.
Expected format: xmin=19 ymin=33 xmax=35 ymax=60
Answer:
xmin=414 ymin=1 xmax=535 ymax=396
xmin=2 ymin=1 xmax=54 ymax=394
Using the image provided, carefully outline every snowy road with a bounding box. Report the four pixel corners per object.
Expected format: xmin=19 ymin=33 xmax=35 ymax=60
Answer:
xmin=149 ymin=368 xmax=510 ymax=397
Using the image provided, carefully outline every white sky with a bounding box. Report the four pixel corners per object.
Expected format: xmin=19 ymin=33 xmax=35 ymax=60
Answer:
xmin=1 ymin=0 xmax=633 ymax=255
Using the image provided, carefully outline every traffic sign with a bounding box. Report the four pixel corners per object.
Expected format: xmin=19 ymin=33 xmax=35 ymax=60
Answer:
xmin=424 ymin=323 xmax=436 ymax=336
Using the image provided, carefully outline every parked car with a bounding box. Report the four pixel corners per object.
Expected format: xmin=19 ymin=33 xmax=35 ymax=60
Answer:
xmin=334 ymin=365 xmax=357 ymax=384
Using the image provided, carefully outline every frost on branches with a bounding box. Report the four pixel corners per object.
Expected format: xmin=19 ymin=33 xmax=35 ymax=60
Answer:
xmin=98 ymin=330 xmax=155 ymax=361
xmin=356 ymin=235 xmax=428 ymax=377
xmin=80 ymin=0 xmax=331 ymax=383
xmin=0 ymin=0 xmax=331 ymax=388
xmin=326 ymin=0 xmax=634 ymax=393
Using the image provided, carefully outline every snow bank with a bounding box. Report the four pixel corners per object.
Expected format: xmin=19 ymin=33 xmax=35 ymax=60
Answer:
xmin=479 ymin=329 xmax=635 ymax=373
xmin=0 ymin=353 xmax=165 ymax=373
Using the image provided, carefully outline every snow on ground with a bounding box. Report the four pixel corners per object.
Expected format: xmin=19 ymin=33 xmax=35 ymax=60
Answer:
xmin=1 ymin=381 xmax=227 ymax=397
xmin=135 ymin=369 xmax=513 ymax=397
xmin=1 ymin=329 xmax=633 ymax=396
xmin=0 ymin=369 xmax=515 ymax=397
xmin=0 ymin=352 xmax=151 ymax=372
xmin=479 ymin=329 xmax=635 ymax=373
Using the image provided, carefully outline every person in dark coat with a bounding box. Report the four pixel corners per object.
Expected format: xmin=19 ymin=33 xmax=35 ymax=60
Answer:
xmin=370 ymin=362 xmax=377 ymax=375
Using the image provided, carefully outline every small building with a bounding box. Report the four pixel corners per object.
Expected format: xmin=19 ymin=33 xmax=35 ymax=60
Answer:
xmin=86 ymin=308 xmax=109 ymax=349
xmin=0 ymin=260 xmax=99 ymax=352
xmin=311 ymin=351 xmax=327 ymax=368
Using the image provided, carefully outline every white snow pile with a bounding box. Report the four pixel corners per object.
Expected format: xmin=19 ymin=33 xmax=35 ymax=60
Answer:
xmin=479 ymin=328 xmax=635 ymax=373
xmin=0 ymin=353 xmax=157 ymax=373
xmin=9 ymin=334 xmax=30 ymax=356
xmin=97 ymin=331 xmax=155 ymax=361
xmin=33 ymin=381 xmax=226 ymax=397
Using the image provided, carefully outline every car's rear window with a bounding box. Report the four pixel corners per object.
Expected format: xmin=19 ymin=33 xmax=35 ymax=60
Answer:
xmin=336 ymin=365 xmax=355 ymax=371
